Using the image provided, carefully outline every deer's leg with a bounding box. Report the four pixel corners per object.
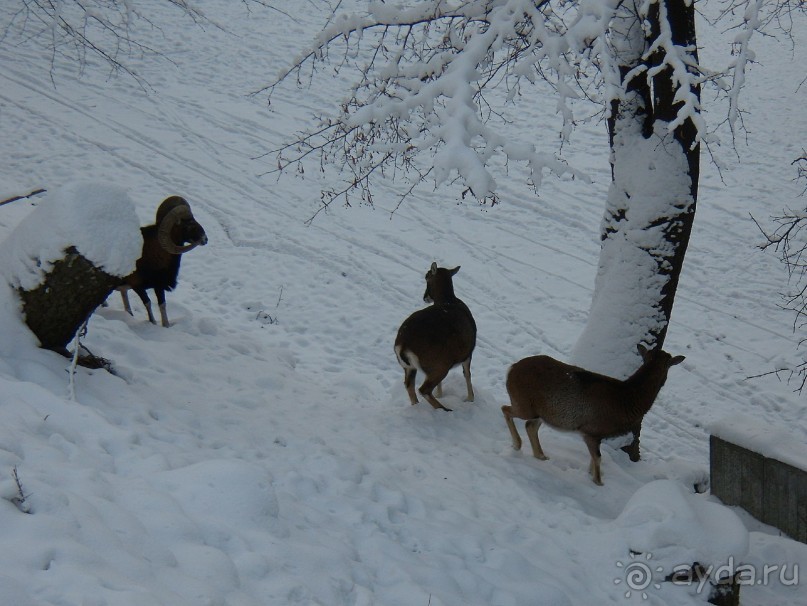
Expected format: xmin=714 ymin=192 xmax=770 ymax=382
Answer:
xmin=583 ymin=434 xmax=604 ymax=486
xmin=525 ymin=418 xmax=548 ymax=460
xmin=620 ymin=423 xmax=642 ymax=462
xmin=419 ymin=370 xmax=451 ymax=411
xmin=403 ymin=367 xmax=419 ymax=405
xmin=462 ymin=357 xmax=474 ymax=402
xmin=501 ymin=405 xmax=522 ymax=451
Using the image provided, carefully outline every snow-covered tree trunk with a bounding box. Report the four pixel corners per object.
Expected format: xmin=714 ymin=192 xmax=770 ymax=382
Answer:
xmin=572 ymin=0 xmax=700 ymax=460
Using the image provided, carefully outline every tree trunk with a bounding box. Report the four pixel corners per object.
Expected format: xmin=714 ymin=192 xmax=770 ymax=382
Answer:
xmin=644 ymin=0 xmax=700 ymax=348
xmin=18 ymin=246 xmax=121 ymax=354
xmin=571 ymin=0 xmax=700 ymax=461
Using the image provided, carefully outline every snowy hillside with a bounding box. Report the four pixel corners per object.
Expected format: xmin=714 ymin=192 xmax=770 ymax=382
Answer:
xmin=1 ymin=2 xmax=806 ymax=605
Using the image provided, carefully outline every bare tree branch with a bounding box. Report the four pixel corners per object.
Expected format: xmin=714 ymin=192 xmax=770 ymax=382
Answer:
xmin=752 ymin=151 xmax=807 ymax=390
xmin=259 ymin=0 xmax=797 ymax=218
xmin=794 ymin=152 xmax=807 ymax=196
xmin=2 ymin=1 xmax=282 ymax=88
xmin=259 ymin=0 xmax=612 ymax=216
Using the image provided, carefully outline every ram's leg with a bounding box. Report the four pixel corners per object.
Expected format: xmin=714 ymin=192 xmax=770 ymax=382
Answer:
xmin=462 ymin=357 xmax=474 ymax=402
xmin=120 ymin=288 xmax=134 ymax=316
xmin=133 ymin=287 xmax=156 ymax=324
xmin=155 ymin=288 xmax=169 ymax=327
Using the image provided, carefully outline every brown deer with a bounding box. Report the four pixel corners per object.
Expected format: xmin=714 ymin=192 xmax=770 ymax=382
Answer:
xmin=502 ymin=345 xmax=684 ymax=484
xmin=394 ymin=263 xmax=477 ymax=411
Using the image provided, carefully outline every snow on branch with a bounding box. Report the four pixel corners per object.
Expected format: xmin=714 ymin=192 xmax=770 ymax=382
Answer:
xmin=710 ymin=0 xmax=806 ymax=143
xmin=642 ymin=1 xmax=705 ymax=141
xmin=724 ymin=0 xmax=762 ymax=139
xmin=262 ymin=0 xmax=779 ymax=213
xmin=262 ymin=0 xmax=619 ymax=211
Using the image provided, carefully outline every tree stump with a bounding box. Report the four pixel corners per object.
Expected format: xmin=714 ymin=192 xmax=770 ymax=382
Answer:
xmin=0 ymin=182 xmax=141 ymax=357
xmin=709 ymin=574 xmax=740 ymax=606
xmin=17 ymin=246 xmax=121 ymax=354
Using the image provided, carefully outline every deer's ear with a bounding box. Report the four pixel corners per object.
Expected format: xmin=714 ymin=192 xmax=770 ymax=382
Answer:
xmin=637 ymin=344 xmax=649 ymax=359
xmin=449 ymin=266 xmax=460 ymax=276
xmin=670 ymin=355 xmax=686 ymax=366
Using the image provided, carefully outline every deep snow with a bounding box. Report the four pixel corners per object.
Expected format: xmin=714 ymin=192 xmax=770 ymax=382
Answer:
xmin=0 ymin=2 xmax=806 ymax=605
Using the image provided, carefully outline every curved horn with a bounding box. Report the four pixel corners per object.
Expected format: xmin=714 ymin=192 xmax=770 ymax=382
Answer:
xmin=157 ymin=204 xmax=199 ymax=255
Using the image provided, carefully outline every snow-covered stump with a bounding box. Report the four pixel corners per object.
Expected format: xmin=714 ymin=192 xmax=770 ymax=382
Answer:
xmin=17 ymin=246 xmax=122 ymax=352
xmin=710 ymin=418 xmax=807 ymax=544
xmin=0 ymin=183 xmax=141 ymax=354
xmin=617 ymin=480 xmax=748 ymax=604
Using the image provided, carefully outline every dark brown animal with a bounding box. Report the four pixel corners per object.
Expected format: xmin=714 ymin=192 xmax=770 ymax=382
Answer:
xmin=502 ymin=345 xmax=684 ymax=484
xmin=394 ymin=263 xmax=477 ymax=411
xmin=119 ymin=196 xmax=207 ymax=327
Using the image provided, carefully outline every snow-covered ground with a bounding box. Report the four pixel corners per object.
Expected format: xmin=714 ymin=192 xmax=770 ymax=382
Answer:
xmin=1 ymin=2 xmax=805 ymax=605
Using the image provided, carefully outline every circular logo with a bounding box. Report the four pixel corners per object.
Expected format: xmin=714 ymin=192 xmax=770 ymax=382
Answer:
xmin=615 ymin=552 xmax=663 ymax=599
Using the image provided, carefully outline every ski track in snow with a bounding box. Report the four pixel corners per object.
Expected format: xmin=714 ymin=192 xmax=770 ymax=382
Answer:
xmin=1 ymin=2 xmax=806 ymax=605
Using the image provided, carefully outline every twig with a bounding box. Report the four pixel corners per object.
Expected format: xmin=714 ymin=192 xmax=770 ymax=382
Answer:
xmin=0 ymin=188 xmax=46 ymax=207
xmin=11 ymin=466 xmax=31 ymax=513
xmin=67 ymin=319 xmax=88 ymax=401
xmin=744 ymin=368 xmax=786 ymax=382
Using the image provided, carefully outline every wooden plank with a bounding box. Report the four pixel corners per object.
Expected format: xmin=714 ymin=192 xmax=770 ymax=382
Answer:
xmin=763 ymin=458 xmax=807 ymax=543
xmin=710 ymin=435 xmax=764 ymax=520
xmin=710 ymin=434 xmax=807 ymax=544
